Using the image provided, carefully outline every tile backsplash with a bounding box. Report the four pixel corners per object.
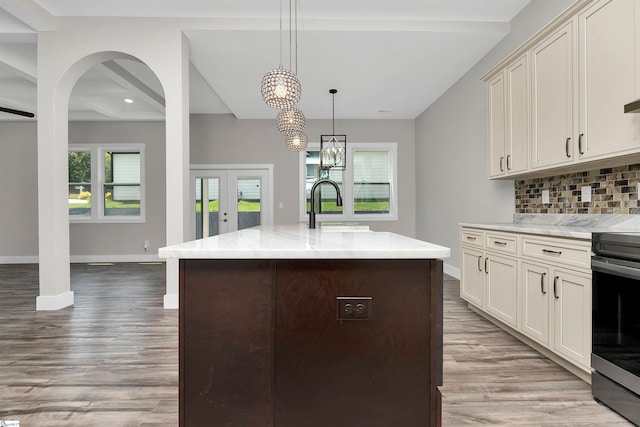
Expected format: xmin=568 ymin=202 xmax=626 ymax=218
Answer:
xmin=515 ymin=164 xmax=640 ymax=214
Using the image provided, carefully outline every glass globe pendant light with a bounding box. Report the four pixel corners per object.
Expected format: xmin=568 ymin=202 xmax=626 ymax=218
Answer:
xmin=260 ymin=0 xmax=301 ymax=110
xmin=276 ymin=107 xmax=305 ymax=135
xmin=285 ymin=131 xmax=308 ymax=152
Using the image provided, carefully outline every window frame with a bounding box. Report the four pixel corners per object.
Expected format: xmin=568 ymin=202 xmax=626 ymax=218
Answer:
xmin=299 ymin=142 xmax=398 ymax=223
xmin=68 ymin=143 xmax=146 ymax=224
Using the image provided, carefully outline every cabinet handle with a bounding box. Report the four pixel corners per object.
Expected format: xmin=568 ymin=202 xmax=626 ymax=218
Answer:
xmin=506 ymin=154 xmax=512 ymax=170
xmin=553 ymin=276 xmax=560 ymax=299
xmin=565 ymin=137 xmax=571 ymax=158
xmin=542 ymin=249 xmax=562 ymax=256
xmin=499 ymin=156 xmax=504 ymax=172
xmin=493 ymin=241 xmax=507 ymax=246
xmin=485 ymin=257 xmax=489 ymax=274
xmin=541 ymin=272 xmax=547 ymax=295
xmin=466 ymin=236 xmax=477 ymax=241
xmin=477 ymin=255 xmax=482 ymax=272
xmin=578 ymin=133 xmax=584 ymax=155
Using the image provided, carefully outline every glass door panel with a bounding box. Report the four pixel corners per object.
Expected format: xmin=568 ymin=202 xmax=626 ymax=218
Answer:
xmin=236 ymin=178 xmax=262 ymax=230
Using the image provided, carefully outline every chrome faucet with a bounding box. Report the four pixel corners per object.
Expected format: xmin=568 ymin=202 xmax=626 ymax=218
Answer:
xmin=309 ymin=178 xmax=343 ymax=229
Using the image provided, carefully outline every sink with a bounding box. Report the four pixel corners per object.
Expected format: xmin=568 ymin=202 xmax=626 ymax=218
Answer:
xmin=318 ymin=222 xmax=370 ymax=232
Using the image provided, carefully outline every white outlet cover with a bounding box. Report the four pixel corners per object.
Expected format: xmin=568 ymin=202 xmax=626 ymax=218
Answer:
xmin=541 ymin=189 xmax=550 ymax=204
xmin=581 ymin=186 xmax=591 ymax=202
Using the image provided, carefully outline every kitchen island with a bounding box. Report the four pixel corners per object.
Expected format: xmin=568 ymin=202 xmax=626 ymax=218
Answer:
xmin=159 ymin=224 xmax=450 ymax=427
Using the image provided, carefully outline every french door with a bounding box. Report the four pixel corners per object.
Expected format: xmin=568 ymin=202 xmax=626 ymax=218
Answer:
xmin=191 ymin=168 xmax=271 ymax=239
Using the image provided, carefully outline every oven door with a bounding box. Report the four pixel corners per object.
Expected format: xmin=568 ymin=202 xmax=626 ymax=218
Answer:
xmin=591 ymin=255 xmax=640 ymax=395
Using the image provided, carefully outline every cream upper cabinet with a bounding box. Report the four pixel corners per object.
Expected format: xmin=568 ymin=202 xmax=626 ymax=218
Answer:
xmin=488 ymin=72 xmax=507 ymax=177
xmin=488 ymin=55 xmax=529 ymax=178
xmin=505 ymin=56 xmax=529 ymax=175
xmin=484 ymin=0 xmax=640 ymax=179
xmin=530 ymin=20 xmax=575 ymax=170
xmin=577 ymin=0 xmax=640 ymax=160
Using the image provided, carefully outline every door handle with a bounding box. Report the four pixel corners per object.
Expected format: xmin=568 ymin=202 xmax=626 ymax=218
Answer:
xmin=485 ymin=258 xmax=489 ymax=274
xmin=565 ymin=137 xmax=571 ymax=158
xmin=499 ymin=156 xmax=504 ymax=172
xmin=506 ymin=154 xmax=511 ymax=170
xmin=540 ymin=272 xmax=546 ymax=295
xmin=553 ymin=276 xmax=560 ymax=299
xmin=477 ymin=255 xmax=482 ymax=272
xmin=578 ymin=133 xmax=584 ymax=155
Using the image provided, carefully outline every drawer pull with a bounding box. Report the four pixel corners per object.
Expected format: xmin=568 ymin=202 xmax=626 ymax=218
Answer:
xmin=541 ymin=272 xmax=546 ymax=295
xmin=466 ymin=236 xmax=477 ymax=241
xmin=493 ymin=241 xmax=507 ymax=246
xmin=542 ymin=249 xmax=562 ymax=256
xmin=553 ymin=276 xmax=560 ymax=299
xmin=477 ymin=255 xmax=482 ymax=272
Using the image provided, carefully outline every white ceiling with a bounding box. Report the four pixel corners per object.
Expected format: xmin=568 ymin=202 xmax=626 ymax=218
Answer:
xmin=0 ymin=0 xmax=531 ymax=121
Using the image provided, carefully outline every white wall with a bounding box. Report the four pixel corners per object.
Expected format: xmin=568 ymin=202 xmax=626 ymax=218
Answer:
xmin=414 ymin=0 xmax=576 ymax=274
xmin=190 ymin=114 xmax=417 ymax=237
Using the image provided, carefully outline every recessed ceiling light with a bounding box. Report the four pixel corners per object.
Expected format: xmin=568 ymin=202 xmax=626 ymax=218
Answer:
xmin=124 ymin=98 xmax=134 ymax=104
xmin=377 ymin=109 xmax=392 ymax=113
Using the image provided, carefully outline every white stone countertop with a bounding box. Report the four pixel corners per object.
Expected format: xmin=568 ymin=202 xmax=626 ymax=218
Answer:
xmin=461 ymin=214 xmax=640 ymax=240
xmin=159 ymin=223 xmax=451 ymax=260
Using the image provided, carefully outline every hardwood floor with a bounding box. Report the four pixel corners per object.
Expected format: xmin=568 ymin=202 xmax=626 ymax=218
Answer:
xmin=0 ymin=263 xmax=178 ymax=426
xmin=0 ymin=264 xmax=632 ymax=426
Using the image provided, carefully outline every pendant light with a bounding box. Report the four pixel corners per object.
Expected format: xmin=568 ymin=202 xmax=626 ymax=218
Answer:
xmin=276 ymin=107 xmax=305 ymax=136
xmin=320 ymin=89 xmax=346 ymax=170
xmin=285 ymin=131 xmax=308 ymax=152
xmin=261 ymin=0 xmax=301 ymax=110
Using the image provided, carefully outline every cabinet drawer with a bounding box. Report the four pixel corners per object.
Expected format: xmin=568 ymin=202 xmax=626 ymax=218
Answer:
xmin=485 ymin=232 xmax=518 ymax=254
xmin=461 ymin=229 xmax=484 ymax=247
xmin=521 ymin=236 xmax=590 ymax=269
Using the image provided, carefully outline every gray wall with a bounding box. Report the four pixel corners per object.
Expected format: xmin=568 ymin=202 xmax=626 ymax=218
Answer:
xmin=0 ymin=115 xmax=415 ymax=259
xmin=414 ymin=0 xmax=575 ymax=272
xmin=191 ymin=114 xmax=417 ymax=237
xmin=0 ymin=122 xmax=39 ymax=258
xmin=0 ymin=121 xmax=167 ymax=259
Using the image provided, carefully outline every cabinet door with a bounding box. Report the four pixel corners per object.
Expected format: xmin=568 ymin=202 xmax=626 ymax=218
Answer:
xmin=275 ymin=260 xmax=439 ymax=427
xmin=578 ymin=0 xmax=640 ymax=160
xmin=506 ymin=55 xmax=528 ymax=175
xmin=488 ymin=71 xmax=507 ymax=178
xmin=460 ymin=246 xmax=484 ymax=308
xmin=531 ymin=21 xmax=575 ymax=169
xmin=485 ymin=253 xmax=518 ymax=328
xmin=552 ymin=268 xmax=592 ymax=369
xmin=520 ymin=262 xmax=550 ymax=346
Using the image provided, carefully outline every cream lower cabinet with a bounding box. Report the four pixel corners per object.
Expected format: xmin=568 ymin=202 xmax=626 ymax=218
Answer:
xmin=461 ymin=227 xmax=592 ymax=373
xmin=520 ymin=262 xmax=591 ymax=369
xmin=460 ymin=229 xmax=518 ymax=329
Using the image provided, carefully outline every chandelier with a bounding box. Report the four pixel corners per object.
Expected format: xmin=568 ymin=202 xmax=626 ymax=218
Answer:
xmin=320 ymin=89 xmax=346 ymax=170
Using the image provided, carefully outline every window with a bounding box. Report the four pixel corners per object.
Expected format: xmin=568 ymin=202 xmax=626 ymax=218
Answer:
xmin=300 ymin=143 xmax=397 ymax=222
xmin=68 ymin=144 xmax=145 ymax=222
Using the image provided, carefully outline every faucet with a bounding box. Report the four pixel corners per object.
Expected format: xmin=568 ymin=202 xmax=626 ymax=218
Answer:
xmin=309 ymin=178 xmax=343 ymax=229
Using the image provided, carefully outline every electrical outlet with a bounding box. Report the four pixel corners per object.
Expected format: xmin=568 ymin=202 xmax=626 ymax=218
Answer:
xmin=581 ymin=186 xmax=591 ymax=202
xmin=337 ymin=297 xmax=372 ymax=321
xmin=144 ymin=240 xmax=150 ymax=251
xmin=541 ymin=189 xmax=550 ymax=204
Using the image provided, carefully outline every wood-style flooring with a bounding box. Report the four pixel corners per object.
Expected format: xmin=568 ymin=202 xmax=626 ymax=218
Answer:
xmin=0 ymin=264 xmax=633 ymax=426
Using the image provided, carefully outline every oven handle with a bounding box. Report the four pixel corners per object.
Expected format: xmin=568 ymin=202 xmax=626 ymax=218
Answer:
xmin=592 ymin=257 xmax=640 ymax=280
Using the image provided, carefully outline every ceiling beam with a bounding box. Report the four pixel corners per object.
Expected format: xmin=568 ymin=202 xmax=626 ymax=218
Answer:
xmin=96 ymin=60 xmax=165 ymax=112
xmin=0 ymin=0 xmax=55 ymax=31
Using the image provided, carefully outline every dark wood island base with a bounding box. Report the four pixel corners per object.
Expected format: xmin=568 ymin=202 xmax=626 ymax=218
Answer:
xmin=179 ymin=258 xmax=443 ymax=427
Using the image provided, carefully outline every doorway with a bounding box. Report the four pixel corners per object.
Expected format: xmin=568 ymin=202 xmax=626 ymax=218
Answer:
xmin=191 ymin=166 xmax=273 ymax=239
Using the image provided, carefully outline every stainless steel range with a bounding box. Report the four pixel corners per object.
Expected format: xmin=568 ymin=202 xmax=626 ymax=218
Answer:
xmin=591 ymin=232 xmax=640 ymax=425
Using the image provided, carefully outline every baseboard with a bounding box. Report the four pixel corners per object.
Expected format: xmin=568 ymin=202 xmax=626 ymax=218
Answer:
xmin=467 ymin=303 xmax=591 ymax=384
xmin=0 ymin=256 xmax=38 ymax=264
xmin=36 ymin=291 xmax=74 ymax=311
xmin=164 ymin=293 xmax=178 ymax=309
xmin=0 ymin=254 xmax=165 ymax=264
xmin=444 ymin=263 xmax=460 ymax=280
